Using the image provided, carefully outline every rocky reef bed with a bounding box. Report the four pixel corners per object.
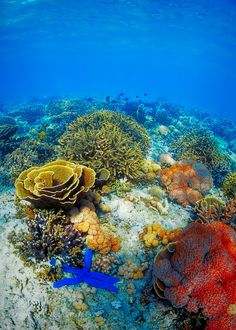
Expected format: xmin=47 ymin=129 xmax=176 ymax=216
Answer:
xmin=0 ymin=97 xmax=235 ymax=330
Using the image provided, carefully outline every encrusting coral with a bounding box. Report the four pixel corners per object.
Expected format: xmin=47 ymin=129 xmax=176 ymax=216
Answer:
xmin=159 ymin=161 xmax=213 ymax=206
xmin=152 ymin=222 xmax=236 ymax=330
xmin=69 ymin=205 xmax=121 ymax=254
xmin=140 ymin=223 xmax=182 ymax=248
xmin=15 ymin=160 xmax=96 ymax=209
xmin=57 ymin=111 xmax=150 ymax=180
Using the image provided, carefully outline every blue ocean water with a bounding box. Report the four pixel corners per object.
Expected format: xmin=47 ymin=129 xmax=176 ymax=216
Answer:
xmin=0 ymin=0 xmax=236 ymax=120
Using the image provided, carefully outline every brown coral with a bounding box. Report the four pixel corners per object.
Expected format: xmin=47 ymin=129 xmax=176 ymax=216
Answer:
xmin=15 ymin=160 xmax=95 ymax=209
xmin=160 ymin=161 xmax=213 ymax=206
xmin=70 ymin=205 xmax=121 ymax=254
xmin=118 ymin=260 xmax=148 ymax=279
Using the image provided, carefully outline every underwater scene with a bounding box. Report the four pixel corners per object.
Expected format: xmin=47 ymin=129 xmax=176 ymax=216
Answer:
xmin=0 ymin=1 xmax=236 ymax=330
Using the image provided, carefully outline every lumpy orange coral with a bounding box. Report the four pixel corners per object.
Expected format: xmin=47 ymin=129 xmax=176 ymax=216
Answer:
xmin=70 ymin=205 xmax=121 ymax=254
xmin=160 ymin=161 xmax=213 ymax=206
xmin=153 ymin=222 xmax=236 ymax=330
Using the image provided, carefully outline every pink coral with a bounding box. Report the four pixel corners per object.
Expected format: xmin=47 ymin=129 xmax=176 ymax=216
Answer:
xmin=159 ymin=161 xmax=212 ymax=206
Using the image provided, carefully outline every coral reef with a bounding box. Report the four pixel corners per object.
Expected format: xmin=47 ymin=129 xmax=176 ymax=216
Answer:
xmin=8 ymin=209 xmax=85 ymax=265
xmin=222 ymin=172 xmax=236 ymax=199
xmin=57 ymin=111 xmax=150 ymax=180
xmin=153 ymin=222 xmax=236 ymax=330
xmin=15 ymin=160 xmax=95 ymax=209
xmin=4 ymin=138 xmax=56 ymax=181
xmin=118 ymin=260 xmax=148 ymax=279
xmin=140 ymin=224 xmax=182 ymax=248
xmin=160 ymin=161 xmax=213 ymax=206
xmin=69 ymin=205 xmax=121 ymax=254
xmin=52 ymin=248 xmax=120 ymax=292
xmin=171 ymin=130 xmax=231 ymax=184
xmin=195 ymin=196 xmax=236 ymax=225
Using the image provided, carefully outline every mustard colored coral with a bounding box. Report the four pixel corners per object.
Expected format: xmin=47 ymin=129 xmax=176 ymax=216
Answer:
xmin=140 ymin=223 xmax=182 ymax=248
xmin=70 ymin=205 xmax=121 ymax=254
xmin=15 ymin=160 xmax=95 ymax=209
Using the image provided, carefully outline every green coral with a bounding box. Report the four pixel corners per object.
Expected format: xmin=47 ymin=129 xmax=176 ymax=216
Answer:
xmin=4 ymin=138 xmax=56 ymax=182
xmin=171 ymin=130 xmax=231 ymax=183
xmin=222 ymin=173 xmax=236 ymax=199
xmin=57 ymin=111 xmax=150 ymax=180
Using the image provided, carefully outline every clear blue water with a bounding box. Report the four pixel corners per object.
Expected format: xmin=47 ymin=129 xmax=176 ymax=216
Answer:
xmin=0 ymin=0 xmax=236 ymax=120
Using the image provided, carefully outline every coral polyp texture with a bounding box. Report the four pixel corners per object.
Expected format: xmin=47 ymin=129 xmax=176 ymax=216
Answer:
xmin=159 ymin=161 xmax=213 ymax=206
xmin=15 ymin=159 xmax=95 ymax=209
xmin=222 ymin=172 xmax=236 ymax=199
xmin=153 ymin=222 xmax=236 ymax=330
xmin=70 ymin=205 xmax=121 ymax=254
xmin=57 ymin=111 xmax=150 ymax=180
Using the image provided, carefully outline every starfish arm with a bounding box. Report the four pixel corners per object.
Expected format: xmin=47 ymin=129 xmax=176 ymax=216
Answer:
xmin=85 ymin=277 xmax=119 ymax=292
xmin=62 ymin=264 xmax=83 ymax=276
xmin=89 ymin=271 xmax=120 ymax=284
xmin=84 ymin=247 xmax=93 ymax=271
xmin=53 ymin=275 xmax=83 ymax=288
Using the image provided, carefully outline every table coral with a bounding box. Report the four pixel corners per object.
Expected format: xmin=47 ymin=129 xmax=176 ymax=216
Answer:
xmin=160 ymin=161 xmax=213 ymax=206
xmin=15 ymin=160 xmax=95 ymax=209
xmin=153 ymin=222 xmax=236 ymax=330
xmin=70 ymin=206 xmax=121 ymax=254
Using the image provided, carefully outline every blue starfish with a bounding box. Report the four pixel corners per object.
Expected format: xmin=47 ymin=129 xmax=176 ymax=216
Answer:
xmin=50 ymin=248 xmax=120 ymax=292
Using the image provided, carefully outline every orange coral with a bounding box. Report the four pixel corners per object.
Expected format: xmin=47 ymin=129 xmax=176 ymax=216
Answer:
xmin=140 ymin=223 xmax=182 ymax=248
xmin=70 ymin=206 xmax=121 ymax=254
xmin=160 ymin=161 xmax=212 ymax=206
xmin=118 ymin=260 xmax=148 ymax=279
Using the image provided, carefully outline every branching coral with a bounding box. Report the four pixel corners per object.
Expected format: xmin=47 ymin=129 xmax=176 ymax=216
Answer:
xmin=171 ymin=130 xmax=231 ymax=184
xmin=15 ymin=160 xmax=95 ymax=209
xmin=153 ymin=222 xmax=236 ymax=330
xmin=195 ymin=196 xmax=236 ymax=225
xmin=222 ymin=172 xmax=236 ymax=199
xmin=70 ymin=205 xmax=121 ymax=254
xmin=8 ymin=209 xmax=85 ymax=265
xmin=57 ymin=111 xmax=150 ymax=180
xmin=4 ymin=138 xmax=56 ymax=181
xmin=160 ymin=161 xmax=213 ymax=206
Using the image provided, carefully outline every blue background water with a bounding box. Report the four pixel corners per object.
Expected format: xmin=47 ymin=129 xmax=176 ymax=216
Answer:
xmin=0 ymin=0 xmax=236 ymax=120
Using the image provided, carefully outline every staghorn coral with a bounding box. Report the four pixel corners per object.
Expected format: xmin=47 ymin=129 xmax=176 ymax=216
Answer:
xmin=15 ymin=160 xmax=95 ymax=209
xmin=69 ymin=205 xmax=121 ymax=254
xmin=140 ymin=223 xmax=182 ymax=248
xmin=152 ymin=222 xmax=236 ymax=330
xmin=222 ymin=172 xmax=236 ymax=199
xmin=171 ymin=130 xmax=231 ymax=184
xmin=160 ymin=161 xmax=213 ymax=206
xmin=8 ymin=209 xmax=85 ymax=266
xmin=57 ymin=111 xmax=150 ymax=180
xmin=4 ymin=138 xmax=56 ymax=181
xmin=195 ymin=196 xmax=236 ymax=225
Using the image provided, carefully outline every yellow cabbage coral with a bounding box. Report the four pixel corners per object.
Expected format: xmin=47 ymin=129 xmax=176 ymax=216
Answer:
xmin=15 ymin=160 xmax=95 ymax=209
